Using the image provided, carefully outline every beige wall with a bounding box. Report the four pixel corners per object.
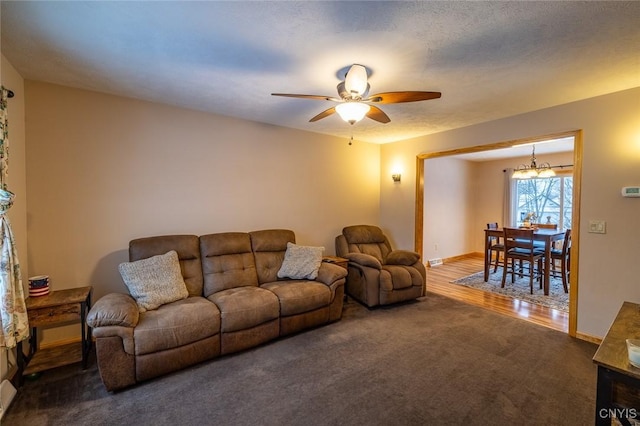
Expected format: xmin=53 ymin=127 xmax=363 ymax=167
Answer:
xmin=24 ymin=81 xmax=380 ymax=342
xmin=381 ymin=87 xmax=640 ymax=338
xmin=421 ymin=151 xmax=574 ymax=260
xmin=423 ymin=156 xmax=474 ymax=260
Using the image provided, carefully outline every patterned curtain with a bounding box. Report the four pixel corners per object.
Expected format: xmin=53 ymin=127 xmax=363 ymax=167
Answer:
xmin=0 ymin=86 xmax=28 ymax=349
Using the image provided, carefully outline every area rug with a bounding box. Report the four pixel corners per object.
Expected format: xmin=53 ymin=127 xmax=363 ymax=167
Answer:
xmin=4 ymin=294 xmax=596 ymax=426
xmin=451 ymin=268 xmax=569 ymax=312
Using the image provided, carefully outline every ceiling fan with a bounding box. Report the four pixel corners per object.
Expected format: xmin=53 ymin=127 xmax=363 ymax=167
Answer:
xmin=272 ymin=64 xmax=441 ymax=125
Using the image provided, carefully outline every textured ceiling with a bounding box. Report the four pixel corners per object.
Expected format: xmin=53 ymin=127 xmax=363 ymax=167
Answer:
xmin=1 ymin=1 xmax=639 ymax=144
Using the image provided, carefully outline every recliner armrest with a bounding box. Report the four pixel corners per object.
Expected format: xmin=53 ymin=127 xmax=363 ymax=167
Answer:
xmin=87 ymin=293 xmax=140 ymax=328
xmin=385 ymin=250 xmax=420 ymax=266
xmin=316 ymin=262 xmax=347 ymax=286
xmin=344 ymin=253 xmax=382 ymax=269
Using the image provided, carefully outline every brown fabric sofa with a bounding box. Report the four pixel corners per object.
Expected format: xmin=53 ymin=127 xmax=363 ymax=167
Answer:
xmin=335 ymin=225 xmax=426 ymax=307
xmin=87 ymin=230 xmax=346 ymax=391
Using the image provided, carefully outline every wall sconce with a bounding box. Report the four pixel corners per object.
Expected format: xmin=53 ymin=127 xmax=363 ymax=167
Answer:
xmin=392 ymin=174 xmax=401 ymax=183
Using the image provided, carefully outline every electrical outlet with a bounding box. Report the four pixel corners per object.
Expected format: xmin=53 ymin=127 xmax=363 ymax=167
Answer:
xmin=589 ymin=220 xmax=606 ymax=234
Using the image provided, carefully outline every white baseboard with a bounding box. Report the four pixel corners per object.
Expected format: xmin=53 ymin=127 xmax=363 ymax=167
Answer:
xmin=0 ymin=379 xmax=17 ymax=420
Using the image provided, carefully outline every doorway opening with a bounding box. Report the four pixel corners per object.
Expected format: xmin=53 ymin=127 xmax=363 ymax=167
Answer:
xmin=414 ymin=130 xmax=582 ymax=336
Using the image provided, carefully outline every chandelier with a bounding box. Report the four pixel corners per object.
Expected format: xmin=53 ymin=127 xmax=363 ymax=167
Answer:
xmin=512 ymin=145 xmax=556 ymax=179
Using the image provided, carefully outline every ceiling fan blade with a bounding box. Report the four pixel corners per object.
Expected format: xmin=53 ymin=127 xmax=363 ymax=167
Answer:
xmin=271 ymin=93 xmax=341 ymax=102
xmin=365 ymin=91 xmax=442 ymax=104
xmin=309 ymin=107 xmax=337 ymax=122
xmin=366 ymin=105 xmax=391 ymax=124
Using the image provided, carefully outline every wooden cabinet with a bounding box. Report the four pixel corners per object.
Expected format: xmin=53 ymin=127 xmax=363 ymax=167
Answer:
xmin=28 ymin=303 xmax=83 ymax=326
xmin=17 ymin=286 xmax=93 ymax=383
xmin=593 ymin=301 xmax=640 ymax=425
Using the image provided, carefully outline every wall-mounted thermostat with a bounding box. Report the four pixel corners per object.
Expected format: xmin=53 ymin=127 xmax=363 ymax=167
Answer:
xmin=622 ymin=187 xmax=640 ymax=197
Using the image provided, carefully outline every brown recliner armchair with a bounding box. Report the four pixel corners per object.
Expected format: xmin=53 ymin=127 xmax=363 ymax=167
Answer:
xmin=335 ymin=225 xmax=426 ymax=307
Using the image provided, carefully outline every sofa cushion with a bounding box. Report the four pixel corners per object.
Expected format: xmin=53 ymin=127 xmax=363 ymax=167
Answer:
xmin=200 ymin=232 xmax=259 ymax=297
xmin=277 ymin=242 xmax=324 ymax=280
xmin=343 ymin=225 xmax=386 ymax=244
xmin=250 ymin=229 xmax=295 ymax=284
xmin=261 ymin=281 xmax=331 ymax=316
xmin=129 ymin=235 xmax=203 ymax=297
xmin=385 ymin=250 xmax=420 ymax=266
xmin=381 ymin=265 xmax=414 ymax=290
xmin=119 ymin=250 xmax=189 ymax=313
xmin=342 ymin=225 xmax=392 ymax=262
xmin=208 ymin=286 xmax=280 ymax=333
xmin=133 ymin=297 xmax=221 ymax=355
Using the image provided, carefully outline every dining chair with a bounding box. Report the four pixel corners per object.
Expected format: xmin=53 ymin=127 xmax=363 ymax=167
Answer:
xmin=550 ymin=229 xmax=571 ymax=293
xmin=486 ymin=222 xmax=504 ymax=272
xmin=533 ymin=223 xmax=563 ymax=251
xmin=534 ymin=223 xmax=558 ymax=230
xmin=502 ymin=227 xmax=545 ymax=294
xmin=529 ymin=224 xmax=557 ymax=250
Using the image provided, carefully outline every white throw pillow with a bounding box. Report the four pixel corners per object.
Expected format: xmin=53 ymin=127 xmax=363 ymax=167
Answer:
xmin=277 ymin=242 xmax=324 ymax=280
xmin=118 ymin=250 xmax=189 ymax=313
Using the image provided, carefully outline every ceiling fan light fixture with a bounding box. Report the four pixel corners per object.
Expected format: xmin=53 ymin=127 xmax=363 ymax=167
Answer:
xmin=335 ymin=102 xmax=370 ymax=124
xmin=272 ymin=63 xmax=441 ymax=125
xmin=344 ymin=64 xmax=368 ymax=97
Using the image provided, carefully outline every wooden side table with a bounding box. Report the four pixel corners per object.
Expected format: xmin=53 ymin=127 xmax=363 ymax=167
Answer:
xmin=322 ymin=256 xmax=348 ymax=270
xmin=593 ymin=301 xmax=640 ymax=425
xmin=16 ymin=286 xmax=93 ymax=385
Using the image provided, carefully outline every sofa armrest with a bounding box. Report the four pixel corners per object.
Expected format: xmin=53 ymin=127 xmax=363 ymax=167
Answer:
xmin=385 ymin=250 xmax=421 ymax=266
xmin=87 ymin=293 xmax=140 ymax=329
xmin=316 ymin=262 xmax=347 ymax=286
xmin=92 ymin=325 xmax=136 ymax=354
xmin=344 ymin=253 xmax=382 ymax=269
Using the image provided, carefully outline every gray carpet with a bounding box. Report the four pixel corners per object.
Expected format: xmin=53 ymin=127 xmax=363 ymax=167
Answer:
xmin=452 ymin=269 xmax=569 ymax=312
xmin=5 ymin=293 xmax=597 ymax=426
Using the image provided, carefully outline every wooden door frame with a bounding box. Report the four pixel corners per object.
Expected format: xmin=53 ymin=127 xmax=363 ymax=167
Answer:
xmin=414 ymin=130 xmax=583 ymax=337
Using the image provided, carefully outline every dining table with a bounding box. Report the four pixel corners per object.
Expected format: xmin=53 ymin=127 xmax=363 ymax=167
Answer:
xmin=483 ymin=227 xmax=566 ymax=296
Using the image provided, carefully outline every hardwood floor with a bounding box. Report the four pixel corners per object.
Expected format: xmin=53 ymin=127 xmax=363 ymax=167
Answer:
xmin=426 ymin=254 xmax=568 ymax=333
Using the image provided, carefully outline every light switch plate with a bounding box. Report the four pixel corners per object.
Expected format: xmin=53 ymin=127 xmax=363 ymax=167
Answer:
xmin=589 ymin=220 xmax=606 ymax=234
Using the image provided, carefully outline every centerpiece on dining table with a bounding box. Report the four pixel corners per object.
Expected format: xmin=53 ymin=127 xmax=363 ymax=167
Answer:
xmin=520 ymin=212 xmax=538 ymax=229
